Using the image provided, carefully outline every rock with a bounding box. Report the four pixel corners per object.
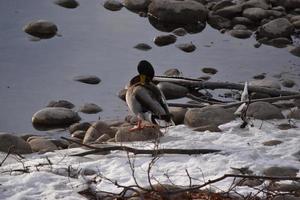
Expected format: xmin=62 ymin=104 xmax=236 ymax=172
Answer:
xmin=214 ymin=5 xmax=242 ymax=19
xmin=95 ymin=134 xmax=111 ymax=143
xmin=277 ymin=123 xmax=297 ymax=130
xmin=47 ymin=100 xmax=75 ymax=109
xmin=153 ymin=34 xmax=177 ymax=46
xmin=290 ymin=15 xmax=300 ymax=22
xmin=281 ymin=79 xmax=295 ymax=88
xmin=54 ymin=0 xmax=79 ymax=8
xmin=293 ymin=20 xmax=300 ymax=29
xmin=73 ymin=75 xmax=101 ymax=84
xmin=148 ymin=0 xmax=208 ymax=24
xmin=28 ymin=138 xmax=58 ymax=152
xmin=287 ymin=108 xmax=300 ymax=119
xmin=272 ymin=6 xmax=285 ymax=12
xmin=276 ymin=0 xmax=300 ymax=9
xmin=253 ymin=73 xmax=266 ymax=80
xmin=115 ymin=126 xmax=162 ymax=142
xmin=193 ymin=124 xmax=222 ymax=132
xmin=289 ymin=46 xmax=300 ymax=57
xmin=103 ymin=0 xmax=123 ymax=11
xmin=32 ymin=107 xmax=81 ymax=131
xmin=263 ymin=166 xmax=299 ymax=177
xmin=125 ymin=115 xmax=138 ymax=124
xmin=123 ymin=0 xmax=151 ymax=11
xmin=71 ymin=130 xmax=86 ymax=140
xmin=164 ymin=68 xmax=182 ymax=77
xmin=79 ymin=103 xmax=102 ymax=114
xmin=295 ymin=99 xmax=300 ymax=108
xmin=172 ymin=28 xmax=187 ymax=36
xmin=185 ymin=106 xmax=235 ymax=127
xmin=257 ymin=18 xmax=294 ymax=39
xmin=51 ymin=139 xmax=69 ymax=149
xmin=262 ymin=140 xmax=283 ymax=146
xmin=207 ymin=14 xmax=232 ymax=30
xmin=236 ymin=178 xmax=264 ymax=187
xmin=212 ymin=0 xmax=235 ymax=11
xmin=273 ymin=195 xmax=300 ymax=200
xmin=267 ymin=10 xmax=284 ymax=18
xmin=242 ymin=0 xmax=270 ymax=10
xmin=169 ymin=107 xmax=187 ymax=125
xmin=69 ymin=122 xmax=91 ymax=134
xmin=246 ymin=102 xmax=284 ymax=120
xmin=249 ymin=79 xmax=281 ymax=90
xmin=267 ymin=37 xmax=292 ymax=48
xmin=233 ymin=24 xmax=247 ymax=30
xmin=157 ymin=82 xmax=189 ymax=100
xmin=229 ymin=29 xmax=252 ymax=39
xmin=198 ymin=75 xmax=211 ymax=81
xmin=175 ymin=42 xmax=196 ymax=52
xmin=202 ymin=67 xmax=218 ymax=75
xmin=133 ymin=43 xmax=152 ymax=51
xmin=83 ymin=121 xmax=116 ymax=144
xmin=23 ymin=20 xmax=58 ymax=39
xmin=243 ymin=7 xmax=269 ymax=21
xmin=232 ymin=16 xmax=255 ymax=26
xmin=0 ymin=133 xmax=32 ymax=154
xmin=118 ymin=88 xmax=127 ymax=101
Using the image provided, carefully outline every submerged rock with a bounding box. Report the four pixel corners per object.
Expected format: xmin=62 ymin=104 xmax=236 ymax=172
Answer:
xmin=176 ymin=42 xmax=196 ymax=52
xmin=0 ymin=133 xmax=32 ymax=154
xmin=133 ymin=43 xmax=152 ymax=51
xmin=281 ymin=79 xmax=295 ymax=88
xmin=23 ymin=20 xmax=58 ymax=39
xmin=104 ymin=0 xmax=123 ymax=11
xmin=153 ymin=34 xmax=177 ymax=46
xmin=47 ymin=100 xmax=75 ymax=109
xmin=202 ymin=67 xmax=218 ymax=75
xmin=79 ymin=103 xmax=102 ymax=114
xmin=115 ymin=126 xmax=162 ymax=142
xmin=246 ymin=102 xmax=284 ymax=120
xmin=73 ymin=75 xmax=101 ymax=84
xmin=54 ymin=0 xmax=79 ymax=8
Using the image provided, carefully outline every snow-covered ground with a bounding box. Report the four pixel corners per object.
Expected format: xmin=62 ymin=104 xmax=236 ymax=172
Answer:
xmin=0 ymin=119 xmax=300 ymax=200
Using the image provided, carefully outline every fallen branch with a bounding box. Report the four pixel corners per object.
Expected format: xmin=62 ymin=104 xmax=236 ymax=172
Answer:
xmin=61 ymin=137 xmax=221 ymax=156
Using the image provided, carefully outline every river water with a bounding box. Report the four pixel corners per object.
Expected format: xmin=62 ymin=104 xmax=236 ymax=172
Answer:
xmin=0 ymin=0 xmax=299 ymax=134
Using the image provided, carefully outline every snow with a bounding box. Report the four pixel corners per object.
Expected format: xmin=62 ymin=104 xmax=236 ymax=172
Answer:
xmin=0 ymin=119 xmax=300 ymax=199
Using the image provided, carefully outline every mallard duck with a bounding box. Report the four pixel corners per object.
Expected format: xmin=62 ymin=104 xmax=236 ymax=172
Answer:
xmin=126 ymin=60 xmax=174 ymax=131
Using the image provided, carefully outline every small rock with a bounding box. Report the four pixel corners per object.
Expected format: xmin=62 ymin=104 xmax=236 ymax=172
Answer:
xmin=193 ymin=124 xmax=222 ymax=132
xmin=123 ymin=0 xmax=151 ymax=11
xmin=243 ymin=7 xmax=269 ymax=21
xmin=71 ymin=130 xmax=86 ymax=140
xmin=115 ymin=126 xmax=162 ymax=142
xmin=249 ymin=79 xmax=281 ymax=90
xmin=215 ymin=5 xmax=243 ymax=18
xmin=277 ymin=123 xmax=297 ymax=130
xmin=103 ymin=0 xmax=123 ymax=11
xmin=212 ymin=0 xmax=235 ymax=11
xmin=69 ymin=122 xmax=91 ymax=134
xmin=172 ymin=28 xmax=187 ymax=36
xmin=51 ymin=139 xmax=69 ymax=149
xmin=293 ymin=20 xmax=300 ymax=29
xmin=208 ymin=14 xmax=232 ymax=30
xmin=0 ymin=133 xmax=32 ymax=154
xmin=169 ymin=107 xmax=187 ymax=125
xmin=263 ymin=166 xmax=299 ymax=177
xmin=28 ymin=138 xmax=58 ymax=152
xmin=287 ymin=108 xmax=300 ymax=119
xmin=232 ymin=16 xmax=255 ymax=26
xmin=267 ymin=37 xmax=292 ymax=48
xmin=253 ymin=73 xmax=266 ymax=80
xmin=157 ymin=82 xmax=189 ymax=100
xmin=176 ymin=42 xmax=196 ymax=53
xmin=83 ymin=121 xmax=116 ymax=144
xmin=79 ymin=103 xmax=102 ymax=114
xmin=202 ymin=67 xmax=218 ymax=75
xmin=257 ymin=18 xmax=294 ymax=39
xmin=281 ymin=79 xmax=295 ymax=88
xmin=54 ymin=0 xmax=79 ymax=8
xmin=229 ymin=29 xmax=252 ymax=39
xmin=262 ymin=140 xmax=283 ymax=146
xmin=95 ymin=134 xmax=111 ymax=143
xmin=73 ymin=75 xmax=101 ymax=84
xmin=233 ymin=24 xmax=247 ymax=30
xmin=242 ymin=0 xmax=270 ymax=10
xmin=289 ymin=46 xmax=300 ymax=57
xmin=133 ymin=43 xmax=152 ymax=51
xmin=23 ymin=20 xmax=58 ymax=39
xmin=198 ymin=75 xmax=211 ymax=81
xmin=47 ymin=100 xmax=75 ymax=109
xmin=153 ymin=34 xmax=177 ymax=46
xmin=163 ymin=68 xmax=182 ymax=77
xmin=246 ymin=102 xmax=284 ymax=120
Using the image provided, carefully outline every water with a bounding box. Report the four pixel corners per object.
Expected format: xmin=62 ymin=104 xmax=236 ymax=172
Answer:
xmin=0 ymin=0 xmax=299 ymax=134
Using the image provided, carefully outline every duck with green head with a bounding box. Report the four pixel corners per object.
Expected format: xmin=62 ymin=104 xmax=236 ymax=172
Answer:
xmin=126 ymin=60 xmax=174 ymax=131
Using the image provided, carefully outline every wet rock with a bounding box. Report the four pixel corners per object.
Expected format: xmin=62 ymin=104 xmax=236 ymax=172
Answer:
xmin=257 ymin=18 xmax=294 ymax=39
xmin=83 ymin=121 xmax=116 ymax=144
xmin=249 ymin=79 xmax=281 ymax=90
xmin=253 ymin=73 xmax=266 ymax=80
xmin=153 ymin=34 xmax=177 ymax=46
xmin=277 ymin=123 xmax=297 ymax=130
xmin=148 ymin=0 xmax=208 ymax=24
xmin=69 ymin=122 xmax=91 ymax=134
xmin=28 ymin=137 xmax=58 ymax=152
xmin=272 ymin=6 xmax=285 ymax=12
xmin=289 ymin=46 xmax=300 ymax=57
xmin=246 ymin=102 xmax=284 ymax=120
xmin=0 ymin=133 xmax=32 ymax=154
xmin=215 ymin=5 xmax=242 ymax=19
xmin=293 ymin=20 xmax=300 ymax=29
xmin=276 ymin=0 xmax=300 ymax=9
xmin=243 ymin=7 xmax=269 ymax=21
xmin=212 ymin=0 xmax=235 ymax=11
xmin=133 ymin=43 xmax=152 ymax=51
xmin=281 ymin=79 xmax=295 ymax=88
xmin=236 ymin=178 xmax=264 ymax=187
xmin=267 ymin=10 xmax=284 ymax=18
xmin=176 ymin=42 xmax=196 ymax=53
xmin=32 ymin=107 xmax=81 ymax=131
xmin=263 ymin=166 xmax=299 ymax=177
xmin=23 ymin=20 xmax=58 ymax=39
xmin=287 ymin=108 xmax=300 ymax=119
xmin=232 ymin=16 xmax=255 ymax=26
xmin=208 ymin=14 xmax=232 ymax=30
xmin=250 ymin=92 xmax=271 ymax=99
xmin=157 ymin=82 xmax=189 ymax=100
xmin=164 ymin=68 xmax=182 ymax=77
xmin=290 ymin=15 xmax=300 ymax=22
xmin=104 ymin=0 xmax=123 ymax=11
xmin=73 ymin=75 xmax=101 ymax=84
xmin=95 ymin=134 xmax=111 ymax=143
xmin=185 ymin=106 xmax=235 ymax=127
xmin=262 ymin=140 xmax=283 ymax=146
xmin=242 ymin=0 xmax=270 ymax=10
xmin=169 ymin=107 xmax=187 ymax=125
xmin=233 ymin=24 xmax=247 ymax=30
xmin=47 ymin=100 xmax=75 ymax=109
xmin=71 ymin=130 xmax=86 ymax=140
xmin=267 ymin=37 xmax=292 ymax=48
xmin=54 ymin=0 xmax=79 ymax=8
xmin=202 ymin=67 xmax=218 ymax=75
xmin=79 ymin=103 xmax=102 ymax=114
xmin=229 ymin=29 xmax=252 ymax=39
xmin=172 ymin=28 xmax=187 ymax=36
xmin=123 ymin=0 xmax=151 ymax=11
xmin=115 ymin=126 xmax=162 ymax=142
xmin=118 ymin=88 xmax=127 ymax=101
xmin=193 ymin=124 xmax=222 ymax=132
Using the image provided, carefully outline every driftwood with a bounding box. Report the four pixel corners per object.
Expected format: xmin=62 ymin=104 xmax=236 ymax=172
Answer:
xmin=61 ymin=137 xmax=221 ymax=156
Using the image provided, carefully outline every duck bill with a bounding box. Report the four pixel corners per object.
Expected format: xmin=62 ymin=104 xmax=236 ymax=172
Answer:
xmin=140 ymin=74 xmax=146 ymax=85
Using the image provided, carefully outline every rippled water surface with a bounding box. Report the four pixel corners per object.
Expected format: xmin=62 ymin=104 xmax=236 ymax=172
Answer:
xmin=0 ymin=0 xmax=299 ymax=134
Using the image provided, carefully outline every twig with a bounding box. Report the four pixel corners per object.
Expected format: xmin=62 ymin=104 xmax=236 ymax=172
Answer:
xmin=0 ymin=146 xmax=13 ymax=167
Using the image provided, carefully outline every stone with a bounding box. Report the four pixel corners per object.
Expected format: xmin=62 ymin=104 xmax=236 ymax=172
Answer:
xmin=193 ymin=124 xmax=222 ymax=132
xmin=293 ymin=20 xmax=300 ymax=29
xmin=273 ymin=195 xmax=300 ymax=200
xmin=236 ymin=178 xmax=264 ymax=187
xmin=290 ymin=15 xmax=300 ymax=22
xmin=276 ymin=0 xmax=300 ymax=9
xmin=202 ymin=67 xmax=218 ymax=75
xmin=253 ymin=73 xmax=266 ymax=80
xmin=73 ymin=75 xmax=101 ymax=84
xmin=115 ymin=126 xmax=162 ymax=142
xmin=51 ymin=139 xmax=69 ymax=149
xmin=153 ymin=34 xmax=177 ymax=46
xmin=249 ymin=79 xmax=281 ymax=90
xmin=0 ymin=133 xmax=32 ymax=154
xmin=243 ymin=7 xmax=269 ymax=21
xmin=262 ymin=140 xmax=283 ymax=146
xmin=47 ymin=100 xmax=75 ymax=109
xmin=232 ymin=16 xmax=255 ymax=26
xmin=175 ymin=42 xmax=196 ymax=52
xmin=123 ymin=0 xmax=151 ymax=11
xmin=32 ymin=107 xmax=81 ymax=131
xmin=157 ymin=82 xmax=189 ymax=100
xmin=185 ymin=106 xmax=235 ymax=127
xmin=172 ymin=28 xmax=187 ymax=36
xmin=104 ymin=0 xmax=123 ymax=11
xmin=242 ymin=0 xmax=270 ymax=10
xmin=215 ymin=5 xmax=242 ymax=18
xmin=267 ymin=37 xmax=292 ymax=48
xmin=207 ymin=14 xmax=232 ymax=30
xmin=169 ymin=107 xmax=187 ymax=125
xmin=229 ymin=29 xmax=252 ymax=39
xmin=289 ymin=46 xmax=300 ymax=57
xmin=79 ymin=103 xmax=102 ymax=114
xmin=148 ymin=0 xmax=208 ymax=24
xmin=257 ymin=18 xmax=294 ymax=39
xmin=133 ymin=43 xmax=152 ymax=51
xmin=212 ymin=0 xmax=235 ymax=11
xmin=95 ymin=134 xmax=111 ymax=143
xmin=233 ymin=24 xmax=247 ymax=30
xmin=263 ymin=166 xmax=299 ymax=177
xmin=28 ymin=138 xmax=58 ymax=152
xmin=164 ymin=68 xmax=182 ymax=77
xmin=272 ymin=6 xmax=285 ymax=12
xmin=23 ymin=20 xmax=58 ymax=39
xmin=71 ymin=130 xmax=86 ymax=140
xmin=281 ymin=79 xmax=295 ymax=88
xmin=287 ymin=108 xmax=300 ymax=119
xmin=83 ymin=121 xmax=116 ymax=144
xmin=277 ymin=123 xmax=297 ymax=130
xmin=69 ymin=122 xmax=91 ymax=134
xmin=54 ymin=0 xmax=79 ymax=8
xmin=246 ymin=102 xmax=284 ymax=120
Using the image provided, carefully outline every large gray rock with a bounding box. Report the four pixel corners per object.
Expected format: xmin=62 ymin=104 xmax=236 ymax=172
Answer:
xmin=214 ymin=5 xmax=242 ymax=18
xmin=54 ymin=0 xmax=79 ymax=8
xmin=28 ymin=138 xmax=58 ymax=152
xmin=115 ymin=126 xmax=162 ymax=142
xmin=157 ymin=82 xmax=189 ymax=100
xmin=123 ymin=0 xmax=151 ymax=11
xmin=83 ymin=121 xmax=116 ymax=144
xmin=32 ymin=107 xmax=81 ymax=130
xmin=0 ymin=133 xmax=32 ymax=154
xmin=287 ymin=108 xmax=300 ymax=119
xmin=246 ymin=102 xmax=285 ymax=120
xmin=185 ymin=106 xmax=235 ymax=127
xmin=148 ymin=0 xmax=208 ymax=24
xmin=243 ymin=7 xmax=269 ymax=21
xmin=257 ymin=18 xmax=294 ymax=39
xmin=169 ymin=107 xmax=187 ymax=125
xmin=23 ymin=20 xmax=58 ymax=39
